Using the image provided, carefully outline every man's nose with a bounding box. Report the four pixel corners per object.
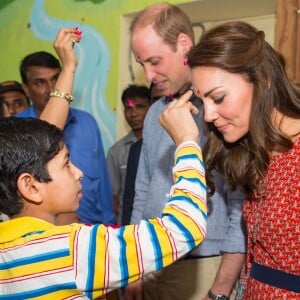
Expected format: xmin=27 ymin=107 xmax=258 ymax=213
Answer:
xmin=144 ymin=66 xmax=156 ymax=83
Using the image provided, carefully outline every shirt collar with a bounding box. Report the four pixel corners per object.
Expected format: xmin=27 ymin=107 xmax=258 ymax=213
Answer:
xmin=125 ymin=130 xmax=138 ymax=145
xmin=0 ymin=217 xmax=54 ymax=243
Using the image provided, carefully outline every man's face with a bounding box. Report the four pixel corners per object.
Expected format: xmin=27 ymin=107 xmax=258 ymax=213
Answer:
xmin=131 ymin=25 xmax=192 ymax=96
xmin=22 ymin=66 xmax=60 ymax=116
xmin=124 ymin=96 xmax=150 ymax=132
xmin=1 ymin=91 xmax=29 ymax=116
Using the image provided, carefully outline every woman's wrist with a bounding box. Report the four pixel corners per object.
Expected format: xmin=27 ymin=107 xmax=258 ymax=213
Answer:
xmin=60 ymin=64 xmax=77 ymax=75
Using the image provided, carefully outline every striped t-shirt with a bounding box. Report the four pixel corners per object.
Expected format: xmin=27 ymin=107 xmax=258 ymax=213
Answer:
xmin=0 ymin=141 xmax=207 ymax=299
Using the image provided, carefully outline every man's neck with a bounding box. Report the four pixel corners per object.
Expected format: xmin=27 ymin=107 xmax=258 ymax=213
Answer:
xmin=170 ymin=82 xmax=192 ymax=99
xmin=34 ymin=106 xmax=43 ymax=118
xmin=133 ymin=130 xmax=143 ymax=140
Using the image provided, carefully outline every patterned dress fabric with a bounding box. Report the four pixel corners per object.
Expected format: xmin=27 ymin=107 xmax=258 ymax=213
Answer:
xmin=243 ymin=137 xmax=300 ymax=299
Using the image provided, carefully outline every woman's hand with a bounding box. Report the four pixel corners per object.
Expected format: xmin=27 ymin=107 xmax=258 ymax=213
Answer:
xmin=159 ymin=89 xmax=199 ymax=146
xmin=40 ymin=27 xmax=82 ymax=128
xmin=53 ymin=27 xmax=82 ymax=73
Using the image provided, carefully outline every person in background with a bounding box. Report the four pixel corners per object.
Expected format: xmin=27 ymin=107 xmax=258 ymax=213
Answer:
xmin=107 ymin=84 xmax=151 ymax=224
xmin=122 ymin=83 xmax=161 ymax=225
xmin=0 ymin=80 xmax=30 ymax=117
xmin=15 ymin=50 xmax=115 ymax=226
xmin=179 ymin=20 xmax=299 ymax=299
xmin=125 ymin=3 xmax=246 ymax=300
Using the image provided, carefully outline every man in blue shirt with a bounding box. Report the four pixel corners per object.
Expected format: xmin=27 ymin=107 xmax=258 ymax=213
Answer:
xmin=16 ymin=51 xmax=115 ymax=225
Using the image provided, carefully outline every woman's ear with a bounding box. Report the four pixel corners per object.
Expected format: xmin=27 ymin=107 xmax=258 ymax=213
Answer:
xmin=17 ymin=173 xmax=43 ymax=204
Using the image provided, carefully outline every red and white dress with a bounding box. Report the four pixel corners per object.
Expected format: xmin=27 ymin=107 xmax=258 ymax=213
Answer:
xmin=243 ymin=137 xmax=300 ymax=299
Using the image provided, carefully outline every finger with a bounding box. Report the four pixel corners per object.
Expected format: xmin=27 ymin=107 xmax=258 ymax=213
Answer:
xmin=54 ymin=27 xmax=82 ymax=47
xmin=190 ymin=103 xmax=199 ymax=115
xmin=176 ymin=89 xmax=194 ymax=105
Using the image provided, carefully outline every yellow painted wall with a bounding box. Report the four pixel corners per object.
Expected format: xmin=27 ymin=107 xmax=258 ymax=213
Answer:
xmin=0 ymin=0 xmax=276 ymax=151
xmin=0 ymin=0 xmax=187 ymax=152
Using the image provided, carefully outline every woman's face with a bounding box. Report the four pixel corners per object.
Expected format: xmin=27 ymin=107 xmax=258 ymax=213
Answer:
xmin=191 ymin=66 xmax=254 ymax=143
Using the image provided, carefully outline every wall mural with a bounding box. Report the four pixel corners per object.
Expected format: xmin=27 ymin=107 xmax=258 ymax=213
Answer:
xmin=74 ymin=0 xmax=106 ymax=3
xmin=28 ymin=0 xmax=116 ymax=152
xmin=0 ymin=0 xmax=186 ymax=152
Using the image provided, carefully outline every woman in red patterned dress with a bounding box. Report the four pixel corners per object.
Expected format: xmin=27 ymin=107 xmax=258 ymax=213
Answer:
xmin=182 ymin=21 xmax=299 ymax=299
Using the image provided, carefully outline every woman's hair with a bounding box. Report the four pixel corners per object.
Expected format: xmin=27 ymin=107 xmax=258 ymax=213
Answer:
xmin=188 ymin=21 xmax=300 ymax=194
xmin=130 ymin=3 xmax=195 ymax=50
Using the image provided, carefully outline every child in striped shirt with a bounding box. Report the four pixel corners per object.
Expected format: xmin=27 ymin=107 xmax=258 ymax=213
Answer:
xmin=0 ymin=101 xmax=206 ymax=299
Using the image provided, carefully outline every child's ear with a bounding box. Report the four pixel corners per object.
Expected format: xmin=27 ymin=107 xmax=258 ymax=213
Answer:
xmin=17 ymin=173 xmax=43 ymax=204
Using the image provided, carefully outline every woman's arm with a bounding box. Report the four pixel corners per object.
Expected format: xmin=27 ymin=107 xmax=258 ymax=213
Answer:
xmin=40 ymin=27 xmax=82 ymax=129
xmin=41 ymin=28 xmax=82 ymax=225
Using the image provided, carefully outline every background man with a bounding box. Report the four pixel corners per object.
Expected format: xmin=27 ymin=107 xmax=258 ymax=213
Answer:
xmin=107 ymin=84 xmax=151 ymax=224
xmin=0 ymin=80 xmax=30 ymax=117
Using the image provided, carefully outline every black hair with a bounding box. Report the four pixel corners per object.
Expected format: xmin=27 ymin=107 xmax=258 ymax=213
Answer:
xmin=20 ymin=51 xmax=61 ymax=84
xmin=121 ymin=84 xmax=151 ymax=105
xmin=0 ymin=117 xmax=64 ymax=216
xmin=0 ymin=97 xmax=5 ymax=119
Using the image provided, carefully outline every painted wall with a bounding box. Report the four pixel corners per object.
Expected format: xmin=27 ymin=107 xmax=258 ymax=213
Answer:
xmin=0 ymin=0 xmax=185 ymax=153
xmin=0 ymin=0 xmax=275 ymax=152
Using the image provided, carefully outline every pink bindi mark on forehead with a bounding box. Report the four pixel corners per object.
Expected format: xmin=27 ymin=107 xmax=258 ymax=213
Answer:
xmin=127 ymin=99 xmax=135 ymax=107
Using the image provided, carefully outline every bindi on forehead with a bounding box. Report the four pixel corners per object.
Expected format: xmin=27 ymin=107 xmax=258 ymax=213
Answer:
xmin=127 ymin=99 xmax=135 ymax=107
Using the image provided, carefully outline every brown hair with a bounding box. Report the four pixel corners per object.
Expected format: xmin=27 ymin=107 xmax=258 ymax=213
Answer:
xmin=188 ymin=21 xmax=300 ymax=194
xmin=130 ymin=3 xmax=195 ymax=51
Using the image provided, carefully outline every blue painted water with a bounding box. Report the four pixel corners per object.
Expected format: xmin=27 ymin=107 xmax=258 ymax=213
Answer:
xmin=30 ymin=0 xmax=116 ymax=152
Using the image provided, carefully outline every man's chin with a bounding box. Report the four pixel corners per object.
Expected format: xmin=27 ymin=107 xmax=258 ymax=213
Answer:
xmin=154 ymin=82 xmax=172 ymax=95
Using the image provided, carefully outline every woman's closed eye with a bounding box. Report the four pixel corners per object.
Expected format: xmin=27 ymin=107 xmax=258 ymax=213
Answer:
xmin=213 ymin=95 xmax=225 ymax=103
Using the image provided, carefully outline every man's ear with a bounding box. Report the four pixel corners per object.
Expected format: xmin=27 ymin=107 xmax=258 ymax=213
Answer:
xmin=177 ymin=33 xmax=193 ymax=55
xmin=21 ymin=83 xmax=30 ymax=99
xmin=17 ymin=173 xmax=43 ymax=204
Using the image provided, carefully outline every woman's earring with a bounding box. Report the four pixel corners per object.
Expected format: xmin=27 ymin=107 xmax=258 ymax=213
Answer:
xmin=183 ymin=58 xmax=188 ymax=65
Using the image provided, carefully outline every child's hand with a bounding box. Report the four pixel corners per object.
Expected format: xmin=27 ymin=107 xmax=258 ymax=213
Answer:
xmin=159 ymin=89 xmax=199 ymax=146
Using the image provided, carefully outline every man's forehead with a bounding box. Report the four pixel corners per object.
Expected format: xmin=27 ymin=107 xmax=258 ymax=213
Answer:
xmin=1 ymin=91 xmax=26 ymax=101
xmin=26 ymin=66 xmax=60 ymax=78
xmin=134 ymin=52 xmax=159 ymax=63
xmin=131 ymin=25 xmax=169 ymax=60
xmin=133 ymin=44 xmax=165 ymax=63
